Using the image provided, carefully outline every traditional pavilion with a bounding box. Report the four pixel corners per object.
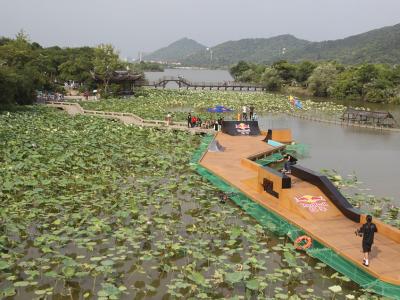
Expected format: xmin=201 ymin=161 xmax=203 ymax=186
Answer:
xmin=92 ymin=70 xmax=145 ymax=95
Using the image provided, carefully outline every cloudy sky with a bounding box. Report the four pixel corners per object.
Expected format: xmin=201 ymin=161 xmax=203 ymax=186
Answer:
xmin=1 ymin=0 xmax=399 ymax=58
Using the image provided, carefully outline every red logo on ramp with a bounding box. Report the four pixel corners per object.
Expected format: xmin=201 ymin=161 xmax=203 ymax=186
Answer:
xmin=295 ymin=195 xmax=328 ymax=213
xmin=235 ymin=123 xmax=251 ymax=135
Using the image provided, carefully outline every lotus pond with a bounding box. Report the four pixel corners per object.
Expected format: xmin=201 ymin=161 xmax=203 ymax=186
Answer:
xmin=0 ymin=106 xmax=392 ymax=299
xmin=77 ymin=89 xmax=348 ymax=123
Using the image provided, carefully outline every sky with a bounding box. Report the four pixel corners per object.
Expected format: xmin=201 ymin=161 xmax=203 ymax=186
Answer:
xmin=1 ymin=0 xmax=399 ymax=59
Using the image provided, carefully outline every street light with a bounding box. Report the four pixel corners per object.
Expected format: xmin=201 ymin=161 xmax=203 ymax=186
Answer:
xmin=206 ymin=47 xmax=213 ymax=61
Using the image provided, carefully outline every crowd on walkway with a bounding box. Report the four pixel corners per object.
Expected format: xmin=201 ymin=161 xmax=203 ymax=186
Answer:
xmin=36 ymin=92 xmax=64 ymax=103
xmin=187 ymin=113 xmax=224 ymax=131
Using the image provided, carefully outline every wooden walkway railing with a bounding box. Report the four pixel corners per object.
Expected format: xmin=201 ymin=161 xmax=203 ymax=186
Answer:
xmin=45 ymin=101 xmax=212 ymax=134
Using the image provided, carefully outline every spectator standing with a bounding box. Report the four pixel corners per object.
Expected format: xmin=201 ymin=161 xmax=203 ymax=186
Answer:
xmin=249 ymin=105 xmax=255 ymax=120
xmin=187 ymin=113 xmax=192 ymax=128
xmin=242 ymin=105 xmax=247 ymax=121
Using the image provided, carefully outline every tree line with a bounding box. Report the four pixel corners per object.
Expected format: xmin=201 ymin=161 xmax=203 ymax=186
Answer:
xmin=230 ymin=60 xmax=400 ymax=104
xmin=0 ymin=32 xmax=144 ymax=107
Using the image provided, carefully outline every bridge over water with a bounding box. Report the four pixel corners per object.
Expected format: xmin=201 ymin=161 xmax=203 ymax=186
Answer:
xmin=139 ymin=76 xmax=266 ymax=91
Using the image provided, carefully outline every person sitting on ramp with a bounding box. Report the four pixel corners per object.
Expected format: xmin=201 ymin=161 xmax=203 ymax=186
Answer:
xmin=278 ymin=154 xmax=297 ymax=174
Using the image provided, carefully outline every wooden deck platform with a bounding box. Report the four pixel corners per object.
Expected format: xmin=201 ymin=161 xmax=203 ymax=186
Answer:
xmin=200 ymin=132 xmax=400 ymax=287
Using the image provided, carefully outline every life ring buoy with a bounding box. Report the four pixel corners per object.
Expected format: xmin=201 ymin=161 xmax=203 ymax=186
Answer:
xmin=294 ymin=235 xmax=312 ymax=250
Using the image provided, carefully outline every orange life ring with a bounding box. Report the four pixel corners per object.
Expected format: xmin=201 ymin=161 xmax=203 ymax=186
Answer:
xmin=294 ymin=235 xmax=312 ymax=250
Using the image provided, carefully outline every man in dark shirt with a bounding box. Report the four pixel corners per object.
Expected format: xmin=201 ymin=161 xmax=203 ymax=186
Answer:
xmin=357 ymin=215 xmax=378 ymax=267
xmin=279 ymin=154 xmax=297 ymax=174
xmin=249 ymin=105 xmax=255 ymax=120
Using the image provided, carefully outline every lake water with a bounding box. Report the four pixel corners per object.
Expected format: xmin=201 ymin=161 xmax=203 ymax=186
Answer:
xmin=259 ymin=114 xmax=400 ymax=202
xmin=146 ymin=69 xmax=400 ymax=202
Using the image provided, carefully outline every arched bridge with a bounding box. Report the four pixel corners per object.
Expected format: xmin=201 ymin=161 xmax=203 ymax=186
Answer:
xmin=140 ymin=76 xmax=266 ymax=91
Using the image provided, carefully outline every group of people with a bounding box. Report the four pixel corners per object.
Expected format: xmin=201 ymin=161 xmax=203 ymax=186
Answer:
xmin=36 ymin=92 xmax=64 ymax=103
xmin=187 ymin=113 xmax=224 ymax=130
xmin=241 ymin=105 xmax=257 ymax=121
xmin=187 ymin=113 xmax=203 ymax=128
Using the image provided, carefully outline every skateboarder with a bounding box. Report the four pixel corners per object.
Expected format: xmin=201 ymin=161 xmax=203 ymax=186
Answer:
xmin=356 ymin=215 xmax=378 ymax=267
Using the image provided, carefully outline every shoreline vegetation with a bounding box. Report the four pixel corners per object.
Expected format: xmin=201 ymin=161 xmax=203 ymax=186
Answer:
xmin=230 ymin=61 xmax=400 ymax=105
xmin=0 ymin=31 xmax=144 ymax=106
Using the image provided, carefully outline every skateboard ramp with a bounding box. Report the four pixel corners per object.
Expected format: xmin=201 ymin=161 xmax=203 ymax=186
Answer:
xmin=222 ymin=120 xmax=261 ymax=136
xmin=208 ymin=139 xmax=225 ymax=152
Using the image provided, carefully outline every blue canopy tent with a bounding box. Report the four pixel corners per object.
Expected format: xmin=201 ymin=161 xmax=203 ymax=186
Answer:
xmin=207 ymin=105 xmax=233 ymax=113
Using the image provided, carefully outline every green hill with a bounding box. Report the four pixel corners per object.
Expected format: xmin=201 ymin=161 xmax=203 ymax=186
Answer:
xmin=285 ymin=23 xmax=400 ymax=64
xmin=144 ymin=37 xmax=206 ymax=62
xmin=183 ymin=35 xmax=311 ymax=66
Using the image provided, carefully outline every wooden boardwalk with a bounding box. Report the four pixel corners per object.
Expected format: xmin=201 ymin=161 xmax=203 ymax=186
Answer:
xmin=200 ymin=133 xmax=400 ymax=287
xmin=45 ymin=101 xmax=212 ymax=134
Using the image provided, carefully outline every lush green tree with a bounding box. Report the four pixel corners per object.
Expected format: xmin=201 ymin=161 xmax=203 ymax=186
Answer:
xmin=330 ymin=68 xmax=363 ymax=100
xmin=330 ymin=64 xmax=396 ymax=102
xmin=0 ymin=66 xmax=18 ymax=105
xmin=295 ymin=61 xmax=317 ymax=84
xmin=131 ymin=61 xmax=164 ymax=72
xmin=307 ymin=63 xmax=340 ymax=97
xmin=272 ymin=60 xmax=296 ymax=82
xmin=93 ymin=44 xmax=123 ymax=94
xmin=230 ymin=61 xmax=252 ymax=79
xmin=260 ymin=67 xmax=283 ymax=91
xmin=0 ymin=32 xmax=39 ymax=105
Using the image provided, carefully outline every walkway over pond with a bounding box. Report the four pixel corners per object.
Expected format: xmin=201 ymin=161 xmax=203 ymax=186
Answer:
xmin=44 ymin=101 xmax=212 ymax=135
xmin=140 ymin=76 xmax=266 ymax=91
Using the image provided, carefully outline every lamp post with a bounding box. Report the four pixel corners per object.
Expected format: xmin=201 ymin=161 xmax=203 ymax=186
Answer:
xmin=206 ymin=47 xmax=213 ymax=62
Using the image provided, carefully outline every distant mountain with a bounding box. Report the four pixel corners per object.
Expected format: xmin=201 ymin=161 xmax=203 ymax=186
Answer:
xmin=284 ymin=23 xmax=400 ymax=64
xmin=144 ymin=38 xmax=206 ymax=62
xmin=150 ymin=23 xmax=400 ymax=67
xmin=183 ymin=35 xmax=311 ymax=66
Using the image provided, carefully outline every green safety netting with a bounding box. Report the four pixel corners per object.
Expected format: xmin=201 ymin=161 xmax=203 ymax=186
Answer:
xmin=191 ymin=134 xmax=400 ymax=300
xmin=256 ymin=152 xmax=283 ymax=166
xmin=255 ymin=143 xmax=309 ymax=166
xmin=285 ymin=143 xmax=310 ymax=159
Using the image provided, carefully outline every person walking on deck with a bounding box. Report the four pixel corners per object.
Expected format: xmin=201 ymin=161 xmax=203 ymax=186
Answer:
xmin=356 ymin=215 xmax=377 ymax=267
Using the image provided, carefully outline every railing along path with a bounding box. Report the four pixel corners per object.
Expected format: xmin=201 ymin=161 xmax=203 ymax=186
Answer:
xmin=44 ymin=101 xmax=211 ymax=134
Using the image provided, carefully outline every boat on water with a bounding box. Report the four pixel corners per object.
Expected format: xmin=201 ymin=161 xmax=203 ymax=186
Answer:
xmin=193 ymin=120 xmax=400 ymax=299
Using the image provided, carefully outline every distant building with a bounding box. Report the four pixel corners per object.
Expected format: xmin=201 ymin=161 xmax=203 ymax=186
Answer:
xmin=92 ymin=70 xmax=145 ymax=96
